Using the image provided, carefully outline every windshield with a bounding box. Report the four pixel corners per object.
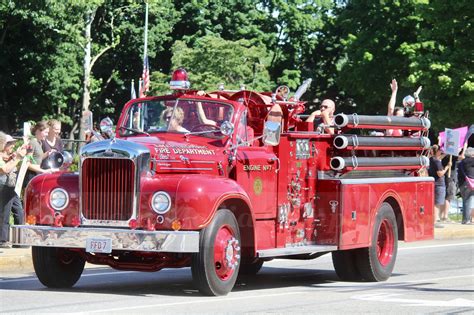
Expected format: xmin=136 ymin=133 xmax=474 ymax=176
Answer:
xmin=119 ymin=99 xmax=234 ymax=137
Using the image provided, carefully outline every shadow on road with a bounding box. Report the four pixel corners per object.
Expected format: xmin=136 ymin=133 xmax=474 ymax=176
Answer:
xmin=4 ymin=265 xmax=468 ymax=299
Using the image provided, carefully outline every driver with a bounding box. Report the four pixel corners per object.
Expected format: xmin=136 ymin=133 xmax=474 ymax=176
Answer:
xmin=161 ymin=107 xmax=189 ymax=133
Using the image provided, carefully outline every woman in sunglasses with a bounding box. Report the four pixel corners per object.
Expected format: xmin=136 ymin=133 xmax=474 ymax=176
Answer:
xmin=306 ymin=99 xmax=336 ymax=134
xmin=161 ymin=107 xmax=189 ymax=133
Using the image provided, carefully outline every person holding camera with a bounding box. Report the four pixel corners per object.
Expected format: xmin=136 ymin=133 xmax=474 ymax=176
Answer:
xmin=0 ymin=132 xmax=27 ymax=248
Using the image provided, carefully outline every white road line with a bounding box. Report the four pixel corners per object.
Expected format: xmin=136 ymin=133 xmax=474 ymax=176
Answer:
xmin=400 ymin=242 xmax=473 ymax=251
xmin=401 ymin=274 xmax=474 ymax=283
xmin=352 ymin=293 xmax=474 ymax=307
xmin=80 ymin=291 xmax=304 ymax=314
xmin=0 ymin=271 xmax=136 ymax=283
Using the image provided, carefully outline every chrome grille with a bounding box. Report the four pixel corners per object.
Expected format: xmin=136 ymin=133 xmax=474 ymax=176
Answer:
xmin=81 ymin=158 xmax=135 ymax=221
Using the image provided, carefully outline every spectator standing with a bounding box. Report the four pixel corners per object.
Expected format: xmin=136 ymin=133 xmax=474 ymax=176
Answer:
xmin=24 ymin=121 xmax=57 ymax=187
xmin=42 ymin=119 xmax=64 ymax=154
xmin=441 ymin=154 xmax=459 ymax=222
xmin=457 ymin=147 xmax=474 ymax=224
xmin=306 ymin=99 xmax=336 ymax=134
xmin=428 ymin=145 xmax=451 ymax=227
xmin=0 ymin=132 xmax=27 ymax=248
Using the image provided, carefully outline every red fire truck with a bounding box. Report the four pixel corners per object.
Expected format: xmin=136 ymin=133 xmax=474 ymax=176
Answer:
xmin=13 ymin=69 xmax=434 ymax=296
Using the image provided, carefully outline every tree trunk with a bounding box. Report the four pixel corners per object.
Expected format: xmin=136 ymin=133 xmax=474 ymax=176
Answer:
xmin=79 ymin=8 xmax=96 ymax=142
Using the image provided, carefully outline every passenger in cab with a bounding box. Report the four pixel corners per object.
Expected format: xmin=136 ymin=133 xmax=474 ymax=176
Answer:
xmin=161 ymin=107 xmax=189 ymax=133
xmin=306 ymin=99 xmax=336 ymax=135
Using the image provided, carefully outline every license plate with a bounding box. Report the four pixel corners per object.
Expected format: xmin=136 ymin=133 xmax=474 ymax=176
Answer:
xmin=86 ymin=238 xmax=112 ymax=253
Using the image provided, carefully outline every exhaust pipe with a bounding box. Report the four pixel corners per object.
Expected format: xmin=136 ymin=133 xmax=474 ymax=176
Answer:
xmin=330 ymin=156 xmax=429 ymax=171
xmin=334 ymin=114 xmax=430 ymax=131
xmin=333 ymin=135 xmax=431 ymax=150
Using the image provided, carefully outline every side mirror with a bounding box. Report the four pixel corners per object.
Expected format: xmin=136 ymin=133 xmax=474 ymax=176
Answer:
xmin=275 ymin=85 xmax=290 ymax=100
xmin=263 ymin=121 xmax=281 ymax=146
xmin=220 ymin=121 xmax=234 ymax=136
xmin=100 ymin=117 xmax=114 ymax=137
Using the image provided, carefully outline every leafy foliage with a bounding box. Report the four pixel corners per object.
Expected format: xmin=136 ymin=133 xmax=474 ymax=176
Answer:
xmin=0 ymin=0 xmax=471 ymax=136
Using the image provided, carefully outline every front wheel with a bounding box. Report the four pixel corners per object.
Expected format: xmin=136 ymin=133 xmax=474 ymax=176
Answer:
xmin=191 ymin=209 xmax=241 ymax=296
xmin=32 ymin=246 xmax=85 ymax=288
xmin=239 ymin=259 xmax=264 ymax=276
xmin=356 ymin=202 xmax=398 ymax=281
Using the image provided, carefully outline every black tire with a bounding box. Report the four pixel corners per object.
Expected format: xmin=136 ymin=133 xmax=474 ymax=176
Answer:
xmin=332 ymin=249 xmax=363 ymax=281
xmin=239 ymin=259 xmax=264 ymax=276
xmin=355 ymin=202 xmax=398 ymax=281
xmin=191 ymin=209 xmax=241 ymax=296
xmin=32 ymin=246 xmax=85 ymax=288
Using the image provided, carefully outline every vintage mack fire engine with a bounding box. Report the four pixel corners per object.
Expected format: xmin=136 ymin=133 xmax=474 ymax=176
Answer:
xmin=13 ymin=69 xmax=434 ymax=296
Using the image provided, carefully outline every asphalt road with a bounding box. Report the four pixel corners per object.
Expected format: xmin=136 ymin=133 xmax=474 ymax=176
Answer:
xmin=1 ymin=239 xmax=473 ymax=314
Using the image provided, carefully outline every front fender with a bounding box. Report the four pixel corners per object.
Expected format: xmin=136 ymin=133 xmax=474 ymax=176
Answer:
xmin=24 ymin=172 xmax=79 ymax=226
xmin=175 ymin=174 xmax=252 ymax=229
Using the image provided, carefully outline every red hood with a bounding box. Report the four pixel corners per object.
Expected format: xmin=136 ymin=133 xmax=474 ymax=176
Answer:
xmin=122 ymin=134 xmax=227 ymax=174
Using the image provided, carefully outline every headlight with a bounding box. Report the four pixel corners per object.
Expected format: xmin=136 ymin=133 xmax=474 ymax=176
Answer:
xmin=151 ymin=191 xmax=171 ymax=214
xmin=50 ymin=188 xmax=69 ymax=210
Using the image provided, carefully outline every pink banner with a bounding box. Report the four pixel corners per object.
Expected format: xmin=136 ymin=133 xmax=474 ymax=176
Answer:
xmin=439 ymin=126 xmax=468 ymax=153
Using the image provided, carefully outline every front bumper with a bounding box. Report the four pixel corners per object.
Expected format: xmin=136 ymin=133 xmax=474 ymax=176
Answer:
xmin=12 ymin=225 xmax=200 ymax=253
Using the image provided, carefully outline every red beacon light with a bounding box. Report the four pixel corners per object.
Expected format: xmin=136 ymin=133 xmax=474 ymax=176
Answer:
xmin=170 ymin=68 xmax=190 ymax=90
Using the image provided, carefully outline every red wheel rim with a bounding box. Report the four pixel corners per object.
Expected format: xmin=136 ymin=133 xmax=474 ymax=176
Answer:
xmin=213 ymin=224 xmax=240 ymax=281
xmin=376 ymin=219 xmax=394 ymax=266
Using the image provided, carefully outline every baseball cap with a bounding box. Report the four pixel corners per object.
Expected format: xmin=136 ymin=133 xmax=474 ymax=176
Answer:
xmin=5 ymin=134 xmax=17 ymax=143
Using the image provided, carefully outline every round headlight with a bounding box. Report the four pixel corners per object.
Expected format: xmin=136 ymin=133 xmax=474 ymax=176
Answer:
xmin=50 ymin=188 xmax=69 ymax=211
xmin=151 ymin=192 xmax=171 ymax=214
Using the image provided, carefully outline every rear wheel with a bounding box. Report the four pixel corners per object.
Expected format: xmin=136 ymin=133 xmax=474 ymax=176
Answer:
xmin=332 ymin=249 xmax=363 ymax=281
xmin=356 ymin=202 xmax=398 ymax=281
xmin=191 ymin=209 xmax=241 ymax=296
xmin=32 ymin=246 xmax=85 ymax=288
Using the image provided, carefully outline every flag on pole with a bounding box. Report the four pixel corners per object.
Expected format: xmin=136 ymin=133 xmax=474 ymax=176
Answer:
xmin=131 ymin=79 xmax=136 ymax=99
xmin=139 ymin=55 xmax=150 ymax=97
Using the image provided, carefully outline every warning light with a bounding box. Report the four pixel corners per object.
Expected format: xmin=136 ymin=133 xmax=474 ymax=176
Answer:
xmin=170 ymin=68 xmax=190 ymax=90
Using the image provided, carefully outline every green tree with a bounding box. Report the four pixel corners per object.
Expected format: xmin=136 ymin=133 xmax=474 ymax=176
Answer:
xmin=331 ymin=0 xmax=473 ymax=131
xmin=0 ymin=0 xmax=178 ymax=138
xmin=150 ymin=35 xmax=272 ymax=94
xmin=334 ymin=0 xmax=422 ymax=115
xmin=400 ymin=1 xmax=474 ymax=130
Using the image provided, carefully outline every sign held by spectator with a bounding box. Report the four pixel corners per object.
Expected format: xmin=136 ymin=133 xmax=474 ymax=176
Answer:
xmin=444 ymin=128 xmax=460 ymax=156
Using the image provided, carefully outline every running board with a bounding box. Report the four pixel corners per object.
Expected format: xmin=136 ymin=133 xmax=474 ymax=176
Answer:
xmin=257 ymin=245 xmax=338 ymax=258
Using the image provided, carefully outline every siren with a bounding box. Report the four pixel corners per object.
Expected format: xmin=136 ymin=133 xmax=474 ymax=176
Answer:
xmin=170 ymin=68 xmax=190 ymax=90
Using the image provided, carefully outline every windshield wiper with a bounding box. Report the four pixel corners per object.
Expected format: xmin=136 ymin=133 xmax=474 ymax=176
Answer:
xmin=119 ymin=126 xmax=150 ymax=136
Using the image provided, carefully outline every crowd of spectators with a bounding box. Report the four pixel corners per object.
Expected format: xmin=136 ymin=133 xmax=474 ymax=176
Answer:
xmin=0 ymin=119 xmax=62 ymax=248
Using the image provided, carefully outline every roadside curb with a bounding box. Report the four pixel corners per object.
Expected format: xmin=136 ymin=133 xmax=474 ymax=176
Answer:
xmin=434 ymin=225 xmax=474 ymax=240
xmin=0 ymin=250 xmax=33 ymax=274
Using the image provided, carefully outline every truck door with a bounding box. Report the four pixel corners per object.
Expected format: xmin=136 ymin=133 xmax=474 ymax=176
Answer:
xmin=235 ymin=147 xmax=278 ymax=219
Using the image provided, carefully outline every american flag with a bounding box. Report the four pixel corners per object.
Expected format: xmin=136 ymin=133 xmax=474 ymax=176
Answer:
xmin=139 ymin=55 xmax=150 ymax=97
xmin=131 ymin=79 xmax=136 ymax=99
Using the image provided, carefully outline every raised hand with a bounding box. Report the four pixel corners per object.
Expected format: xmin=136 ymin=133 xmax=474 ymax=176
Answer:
xmin=390 ymin=79 xmax=398 ymax=93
